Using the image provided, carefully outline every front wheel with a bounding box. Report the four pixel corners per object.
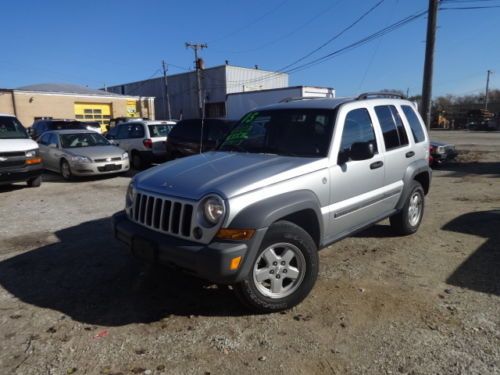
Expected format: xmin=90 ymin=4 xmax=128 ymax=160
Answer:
xmin=234 ymin=221 xmax=318 ymax=313
xmin=390 ymin=181 xmax=425 ymax=235
xmin=27 ymin=175 xmax=42 ymax=187
xmin=61 ymin=160 xmax=73 ymax=181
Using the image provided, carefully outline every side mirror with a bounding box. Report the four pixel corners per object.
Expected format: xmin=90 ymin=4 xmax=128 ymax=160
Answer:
xmin=350 ymin=142 xmax=375 ymax=161
xmin=48 ymin=143 xmax=57 ymax=148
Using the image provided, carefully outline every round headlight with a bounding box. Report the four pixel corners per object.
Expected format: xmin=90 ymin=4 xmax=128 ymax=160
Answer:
xmin=203 ymin=196 xmax=225 ymax=225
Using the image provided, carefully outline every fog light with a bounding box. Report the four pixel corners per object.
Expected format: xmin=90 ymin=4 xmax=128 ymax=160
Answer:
xmin=216 ymin=228 xmax=255 ymax=240
xmin=193 ymin=227 xmax=203 ymax=239
xmin=230 ymin=256 xmax=242 ymax=271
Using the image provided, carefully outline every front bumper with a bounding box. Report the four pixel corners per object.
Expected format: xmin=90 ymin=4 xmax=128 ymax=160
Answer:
xmin=70 ymin=160 xmax=130 ymax=176
xmin=0 ymin=163 xmax=43 ymax=185
xmin=112 ymin=211 xmax=266 ymax=284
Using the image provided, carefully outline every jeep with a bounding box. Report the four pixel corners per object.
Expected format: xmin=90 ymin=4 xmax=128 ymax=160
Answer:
xmin=112 ymin=92 xmax=431 ymax=312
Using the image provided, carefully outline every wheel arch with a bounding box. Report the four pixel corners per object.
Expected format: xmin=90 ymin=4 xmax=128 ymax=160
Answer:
xmin=228 ymin=190 xmax=323 ymax=248
xmin=396 ymin=159 xmax=432 ymax=210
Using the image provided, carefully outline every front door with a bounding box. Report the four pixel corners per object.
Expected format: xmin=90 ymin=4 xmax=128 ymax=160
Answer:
xmin=326 ymin=106 xmax=385 ymax=242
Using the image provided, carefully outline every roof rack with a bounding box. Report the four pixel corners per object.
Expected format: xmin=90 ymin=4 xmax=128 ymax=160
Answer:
xmin=356 ymin=92 xmax=406 ymax=100
xmin=279 ymin=96 xmax=329 ymax=103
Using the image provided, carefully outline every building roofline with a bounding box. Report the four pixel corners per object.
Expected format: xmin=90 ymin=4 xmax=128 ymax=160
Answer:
xmin=106 ymin=64 xmax=288 ymax=89
xmin=13 ymin=90 xmax=153 ymax=100
xmin=226 ymin=85 xmax=335 ymax=97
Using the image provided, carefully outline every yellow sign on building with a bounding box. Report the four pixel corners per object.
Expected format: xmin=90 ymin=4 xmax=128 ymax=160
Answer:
xmin=126 ymin=100 xmax=139 ymax=118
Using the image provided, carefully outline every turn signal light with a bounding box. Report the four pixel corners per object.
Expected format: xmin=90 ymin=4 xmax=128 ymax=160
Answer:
xmin=216 ymin=228 xmax=255 ymax=240
xmin=26 ymin=157 xmax=42 ymax=165
xmin=230 ymin=256 xmax=242 ymax=271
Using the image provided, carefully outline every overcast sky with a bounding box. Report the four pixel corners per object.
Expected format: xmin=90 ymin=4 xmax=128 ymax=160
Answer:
xmin=1 ymin=0 xmax=499 ymax=98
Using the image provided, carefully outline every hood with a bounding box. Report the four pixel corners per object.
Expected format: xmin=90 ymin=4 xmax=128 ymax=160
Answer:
xmin=0 ymin=138 xmax=39 ymax=152
xmin=430 ymin=141 xmax=448 ymax=147
xmin=65 ymin=145 xmax=125 ymax=159
xmin=134 ymin=151 xmax=327 ymax=200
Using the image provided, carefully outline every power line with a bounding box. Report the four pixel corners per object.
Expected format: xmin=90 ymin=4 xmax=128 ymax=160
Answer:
xmin=278 ymin=0 xmax=387 ymax=73
xmin=209 ymin=0 xmax=291 ymax=43
xmin=211 ymin=0 xmax=345 ymax=54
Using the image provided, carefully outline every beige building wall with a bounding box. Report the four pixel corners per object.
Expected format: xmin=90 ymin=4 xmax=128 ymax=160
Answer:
xmin=0 ymin=91 xmax=15 ymax=116
xmin=0 ymin=91 xmax=155 ymax=126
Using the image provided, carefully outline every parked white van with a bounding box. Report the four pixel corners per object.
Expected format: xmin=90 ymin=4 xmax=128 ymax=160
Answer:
xmin=0 ymin=114 xmax=43 ymax=187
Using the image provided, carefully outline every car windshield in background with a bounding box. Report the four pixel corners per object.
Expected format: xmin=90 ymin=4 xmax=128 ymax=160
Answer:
xmin=219 ymin=109 xmax=336 ymax=157
xmin=50 ymin=121 xmax=87 ymax=130
xmin=0 ymin=116 xmax=29 ymax=139
xmin=148 ymin=124 xmax=173 ymax=137
xmin=60 ymin=133 xmax=110 ymax=148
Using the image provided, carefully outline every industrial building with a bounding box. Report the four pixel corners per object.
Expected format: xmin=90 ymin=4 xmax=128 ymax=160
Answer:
xmin=106 ymin=64 xmax=289 ymax=120
xmin=0 ymin=83 xmax=155 ymax=128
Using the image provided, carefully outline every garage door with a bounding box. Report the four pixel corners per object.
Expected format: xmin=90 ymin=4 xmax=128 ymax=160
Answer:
xmin=74 ymin=103 xmax=112 ymax=132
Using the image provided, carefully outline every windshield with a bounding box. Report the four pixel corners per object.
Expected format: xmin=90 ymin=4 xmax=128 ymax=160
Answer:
xmin=60 ymin=133 xmax=110 ymax=148
xmin=148 ymin=124 xmax=173 ymax=137
xmin=0 ymin=116 xmax=29 ymax=139
xmin=219 ymin=109 xmax=336 ymax=157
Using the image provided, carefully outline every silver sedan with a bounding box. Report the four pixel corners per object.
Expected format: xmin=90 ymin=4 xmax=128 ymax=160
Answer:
xmin=38 ymin=130 xmax=130 ymax=180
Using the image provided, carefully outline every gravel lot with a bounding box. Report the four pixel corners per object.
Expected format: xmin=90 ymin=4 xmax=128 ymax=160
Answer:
xmin=0 ymin=131 xmax=499 ymax=375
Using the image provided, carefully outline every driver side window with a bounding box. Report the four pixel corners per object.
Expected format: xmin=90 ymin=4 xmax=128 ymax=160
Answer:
xmin=39 ymin=132 xmax=51 ymax=145
xmin=339 ymin=108 xmax=378 ymax=161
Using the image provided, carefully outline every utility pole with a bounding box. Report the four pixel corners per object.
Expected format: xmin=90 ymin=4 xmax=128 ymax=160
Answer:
xmin=484 ymin=69 xmax=492 ymax=111
xmin=420 ymin=0 xmax=439 ymax=129
xmin=185 ymin=42 xmax=207 ymax=118
xmin=162 ymin=60 xmax=172 ymax=120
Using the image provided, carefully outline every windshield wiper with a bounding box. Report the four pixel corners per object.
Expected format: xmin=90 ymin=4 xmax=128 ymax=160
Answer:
xmin=219 ymin=144 xmax=248 ymax=153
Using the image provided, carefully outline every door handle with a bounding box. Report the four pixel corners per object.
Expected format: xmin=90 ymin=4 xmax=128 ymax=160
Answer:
xmin=406 ymin=151 xmax=415 ymax=158
xmin=370 ymin=161 xmax=384 ymax=169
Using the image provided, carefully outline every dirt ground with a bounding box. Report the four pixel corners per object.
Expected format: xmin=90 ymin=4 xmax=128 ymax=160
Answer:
xmin=0 ymin=130 xmax=498 ymax=375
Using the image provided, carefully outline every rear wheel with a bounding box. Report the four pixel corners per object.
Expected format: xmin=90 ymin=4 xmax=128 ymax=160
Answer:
xmin=235 ymin=221 xmax=318 ymax=313
xmin=390 ymin=181 xmax=425 ymax=235
xmin=61 ymin=160 xmax=72 ymax=181
xmin=132 ymin=152 xmax=143 ymax=170
xmin=27 ymin=175 xmax=42 ymax=187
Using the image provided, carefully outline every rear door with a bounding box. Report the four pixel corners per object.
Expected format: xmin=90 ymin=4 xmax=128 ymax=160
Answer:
xmin=326 ymin=104 xmax=385 ymax=241
xmin=372 ymin=103 xmax=413 ymax=211
xmin=115 ymin=124 xmax=132 ymax=152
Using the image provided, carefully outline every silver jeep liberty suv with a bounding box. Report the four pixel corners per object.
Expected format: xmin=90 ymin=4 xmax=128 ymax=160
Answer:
xmin=113 ymin=92 xmax=431 ymax=313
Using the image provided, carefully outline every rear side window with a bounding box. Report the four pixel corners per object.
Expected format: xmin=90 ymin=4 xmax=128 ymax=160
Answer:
xmin=148 ymin=124 xmax=172 ymax=137
xmin=169 ymin=120 xmax=201 ymax=140
xmin=375 ymin=105 xmax=409 ymax=150
xmin=401 ymin=105 xmax=426 ymax=143
xmin=340 ymin=108 xmax=378 ymax=158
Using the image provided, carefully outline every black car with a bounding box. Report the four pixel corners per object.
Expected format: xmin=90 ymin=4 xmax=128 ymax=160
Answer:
xmin=31 ymin=119 xmax=87 ymax=140
xmin=165 ymin=118 xmax=235 ymax=160
xmin=429 ymin=141 xmax=458 ymax=167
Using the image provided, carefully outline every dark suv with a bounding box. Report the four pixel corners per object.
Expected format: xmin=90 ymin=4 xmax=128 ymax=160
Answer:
xmin=31 ymin=119 xmax=87 ymax=140
xmin=165 ymin=119 xmax=235 ymax=160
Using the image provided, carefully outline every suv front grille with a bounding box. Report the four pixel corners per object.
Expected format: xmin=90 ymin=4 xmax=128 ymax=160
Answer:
xmin=0 ymin=152 xmax=26 ymax=169
xmin=130 ymin=192 xmax=194 ymax=238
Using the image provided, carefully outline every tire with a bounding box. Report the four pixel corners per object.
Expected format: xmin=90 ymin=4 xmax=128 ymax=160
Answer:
xmin=234 ymin=221 xmax=319 ymax=313
xmin=27 ymin=175 xmax=42 ymax=187
xmin=60 ymin=160 xmax=73 ymax=181
xmin=390 ymin=181 xmax=425 ymax=235
xmin=131 ymin=152 xmax=143 ymax=170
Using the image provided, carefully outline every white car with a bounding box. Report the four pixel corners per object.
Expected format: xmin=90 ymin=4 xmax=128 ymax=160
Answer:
xmin=106 ymin=120 xmax=176 ymax=169
xmin=0 ymin=114 xmax=43 ymax=187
